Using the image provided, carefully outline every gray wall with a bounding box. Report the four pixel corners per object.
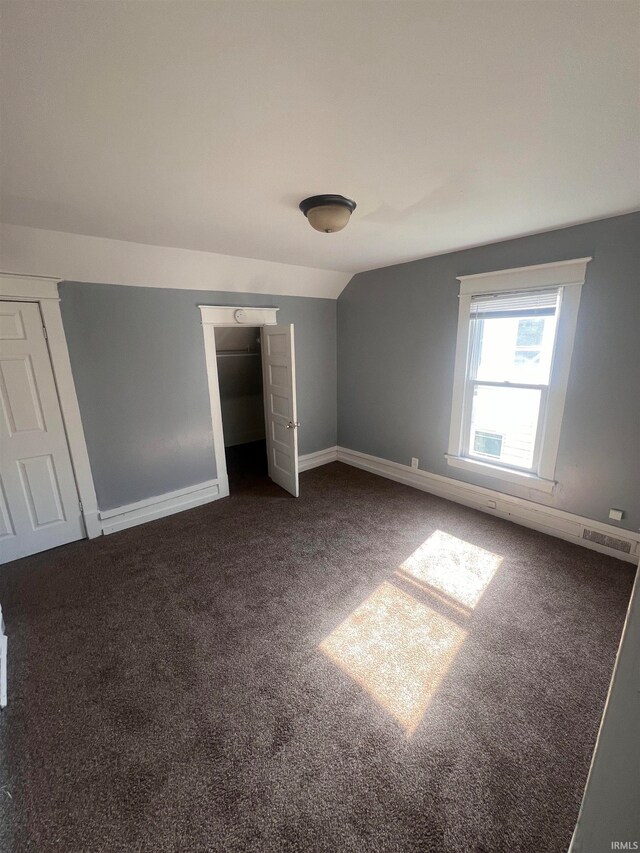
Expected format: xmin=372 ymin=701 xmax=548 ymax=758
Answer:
xmin=569 ymin=568 xmax=640 ymax=852
xmin=338 ymin=212 xmax=640 ymax=532
xmin=59 ymin=283 xmax=337 ymax=511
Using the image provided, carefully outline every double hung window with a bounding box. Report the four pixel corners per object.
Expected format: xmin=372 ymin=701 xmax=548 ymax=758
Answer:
xmin=447 ymin=259 xmax=590 ymax=492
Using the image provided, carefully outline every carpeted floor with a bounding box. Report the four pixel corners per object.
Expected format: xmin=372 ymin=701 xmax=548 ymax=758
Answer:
xmin=0 ymin=448 xmax=634 ymax=853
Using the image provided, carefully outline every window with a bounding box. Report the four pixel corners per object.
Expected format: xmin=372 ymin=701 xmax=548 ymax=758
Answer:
xmin=447 ymin=258 xmax=590 ymax=493
xmin=473 ymin=430 xmax=503 ymax=458
xmin=466 ymin=287 xmax=559 ymax=471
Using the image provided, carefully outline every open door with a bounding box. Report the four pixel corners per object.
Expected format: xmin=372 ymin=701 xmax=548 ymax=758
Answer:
xmin=261 ymin=324 xmax=299 ymax=497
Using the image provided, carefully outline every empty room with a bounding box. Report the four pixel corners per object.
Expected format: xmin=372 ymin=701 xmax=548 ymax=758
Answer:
xmin=0 ymin=2 xmax=639 ymax=852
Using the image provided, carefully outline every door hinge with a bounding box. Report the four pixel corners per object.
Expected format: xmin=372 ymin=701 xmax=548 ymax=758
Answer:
xmin=42 ymin=325 xmax=48 ymax=339
xmin=79 ymin=499 xmax=83 ymax=512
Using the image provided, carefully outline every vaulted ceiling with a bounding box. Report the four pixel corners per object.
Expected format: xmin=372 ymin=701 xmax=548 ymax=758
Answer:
xmin=1 ymin=1 xmax=638 ymax=275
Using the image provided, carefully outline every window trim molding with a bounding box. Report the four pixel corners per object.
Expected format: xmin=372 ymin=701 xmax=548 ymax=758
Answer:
xmin=457 ymin=256 xmax=592 ymax=296
xmin=447 ymin=257 xmax=590 ymax=492
xmin=444 ymin=454 xmax=556 ymax=493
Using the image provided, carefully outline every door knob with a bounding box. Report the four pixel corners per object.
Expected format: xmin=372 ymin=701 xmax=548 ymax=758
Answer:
xmin=286 ymin=421 xmax=300 ymax=429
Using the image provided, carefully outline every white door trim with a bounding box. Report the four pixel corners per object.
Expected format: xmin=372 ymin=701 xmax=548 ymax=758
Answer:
xmin=199 ymin=305 xmax=279 ymax=326
xmin=0 ymin=273 xmax=101 ymax=539
xmin=200 ymin=321 xmax=231 ymax=499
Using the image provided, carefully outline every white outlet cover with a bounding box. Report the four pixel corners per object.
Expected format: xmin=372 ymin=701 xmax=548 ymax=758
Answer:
xmin=411 ymin=458 xmax=419 ymax=468
xmin=608 ymin=508 xmax=624 ymax=521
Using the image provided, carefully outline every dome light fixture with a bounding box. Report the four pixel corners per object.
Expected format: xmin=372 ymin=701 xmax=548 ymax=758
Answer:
xmin=299 ymin=194 xmax=357 ymax=233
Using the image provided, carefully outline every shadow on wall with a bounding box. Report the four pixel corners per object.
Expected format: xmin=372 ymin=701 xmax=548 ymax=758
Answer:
xmin=319 ymin=530 xmax=502 ymax=735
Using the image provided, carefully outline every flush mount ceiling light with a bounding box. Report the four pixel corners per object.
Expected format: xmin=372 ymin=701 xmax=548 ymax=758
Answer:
xmin=299 ymin=194 xmax=357 ymax=233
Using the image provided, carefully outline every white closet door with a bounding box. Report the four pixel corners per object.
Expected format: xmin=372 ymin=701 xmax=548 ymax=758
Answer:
xmin=0 ymin=301 xmax=84 ymax=563
xmin=261 ymin=324 xmax=299 ymax=497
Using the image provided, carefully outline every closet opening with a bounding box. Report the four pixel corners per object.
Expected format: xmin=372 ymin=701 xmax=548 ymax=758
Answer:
xmin=215 ymin=326 xmax=267 ymax=491
xmin=200 ymin=305 xmax=299 ymax=498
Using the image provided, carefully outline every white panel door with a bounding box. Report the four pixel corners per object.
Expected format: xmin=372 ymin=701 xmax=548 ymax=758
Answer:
xmin=0 ymin=301 xmax=84 ymax=563
xmin=261 ymin=324 xmax=299 ymax=497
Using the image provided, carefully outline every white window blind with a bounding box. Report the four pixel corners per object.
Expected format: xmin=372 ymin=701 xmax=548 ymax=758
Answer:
xmin=470 ymin=287 xmax=560 ymax=319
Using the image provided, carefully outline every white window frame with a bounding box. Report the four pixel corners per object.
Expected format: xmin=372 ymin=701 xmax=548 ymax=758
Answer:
xmin=446 ymin=257 xmax=590 ymax=494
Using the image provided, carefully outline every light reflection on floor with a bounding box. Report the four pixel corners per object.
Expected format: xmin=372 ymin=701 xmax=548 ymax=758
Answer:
xmin=319 ymin=581 xmax=467 ymax=735
xmin=319 ymin=530 xmax=503 ymax=735
xmin=399 ymin=530 xmax=502 ymax=610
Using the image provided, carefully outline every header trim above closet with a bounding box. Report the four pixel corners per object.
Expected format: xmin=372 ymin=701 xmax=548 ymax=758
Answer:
xmin=199 ymin=306 xmax=279 ymax=326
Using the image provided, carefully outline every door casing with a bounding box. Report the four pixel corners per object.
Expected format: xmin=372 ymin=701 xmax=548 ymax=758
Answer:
xmin=199 ymin=305 xmax=299 ymax=497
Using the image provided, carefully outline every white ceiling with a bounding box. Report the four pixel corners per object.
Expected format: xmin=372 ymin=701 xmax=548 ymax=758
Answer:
xmin=1 ymin=1 xmax=639 ymax=275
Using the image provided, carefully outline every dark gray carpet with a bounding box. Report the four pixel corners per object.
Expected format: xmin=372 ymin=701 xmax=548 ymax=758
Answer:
xmin=0 ymin=450 xmax=634 ymax=853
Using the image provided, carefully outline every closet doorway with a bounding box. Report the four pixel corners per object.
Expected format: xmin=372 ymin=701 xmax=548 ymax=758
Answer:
xmin=215 ymin=326 xmax=266 ymax=490
xmin=200 ymin=306 xmax=299 ymax=499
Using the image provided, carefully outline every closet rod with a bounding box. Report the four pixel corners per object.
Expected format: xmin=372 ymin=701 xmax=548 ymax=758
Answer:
xmin=216 ymin=351 xmax=260 ymax=358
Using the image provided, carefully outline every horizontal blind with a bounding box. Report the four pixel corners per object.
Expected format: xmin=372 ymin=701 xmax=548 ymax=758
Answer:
xmin=470 ymin=287 xmax=560 ymax=319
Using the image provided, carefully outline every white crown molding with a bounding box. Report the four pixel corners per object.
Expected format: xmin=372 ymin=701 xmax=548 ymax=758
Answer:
xmin=0 ymin=223 xmax=353 ymax=300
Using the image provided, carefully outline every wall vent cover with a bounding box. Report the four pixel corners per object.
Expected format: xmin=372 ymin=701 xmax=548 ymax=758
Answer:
xmin=582 ymin=528 xmax=632 ymax=554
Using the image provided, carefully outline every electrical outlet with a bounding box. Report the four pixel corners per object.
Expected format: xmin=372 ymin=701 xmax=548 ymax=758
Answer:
xmin=411 ymin=457 xmax=419 ymax=469
xmin=609 ymin=508 xmax=624 ymax=522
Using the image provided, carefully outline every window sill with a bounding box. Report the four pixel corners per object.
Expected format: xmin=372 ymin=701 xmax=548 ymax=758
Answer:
xmin=444 ymin=454 xmax=556 ymax=494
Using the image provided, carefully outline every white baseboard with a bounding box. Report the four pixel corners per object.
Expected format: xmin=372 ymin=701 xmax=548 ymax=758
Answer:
xmin=100 ymin=478 xmax=226 ymax=535
xmin=96 ymin=446 xmax=637 ymax=563
xmin=336 ymin=447 xmax=640 ymax=564
xmin=299 ymin=446 xmax=338 ymax=472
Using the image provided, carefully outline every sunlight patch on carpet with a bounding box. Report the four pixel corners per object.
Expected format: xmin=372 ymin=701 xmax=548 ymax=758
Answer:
xmin=398 ymin=530 xmax=502 ymax=610
xmin=320 ymin=581 xmax=467 ymax=735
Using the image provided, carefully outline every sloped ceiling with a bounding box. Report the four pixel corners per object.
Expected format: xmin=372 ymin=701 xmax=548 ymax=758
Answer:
xmin=1 ymin=1 xmax=638 ymax=284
